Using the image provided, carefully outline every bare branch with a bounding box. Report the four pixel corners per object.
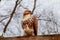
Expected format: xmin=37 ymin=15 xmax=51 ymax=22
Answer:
xmin=19 ymin=4 xmax=28 ymax=9
xmin=32 ymin=0 xmax=36 ymax=13
xmin=0 ymin=17 xmax=9 ymax=22
xmin=3 ymin=0 xmax=20 ymax=34
xmin=1 ymin=22 xmax=5 ymax=26
xmin=38 ymin=18 xmax=51 ymax=21
xmin=17 ymin=0 xmax=22 ymax=5
xmin=37 ymin=14 xmax=41 ymax=18
xmin=0 ymin=15 xmax=9 ymax=17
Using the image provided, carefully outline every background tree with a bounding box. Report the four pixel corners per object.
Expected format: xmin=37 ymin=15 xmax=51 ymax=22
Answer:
xmin=0 ymin=0 xmax=60 ymax=37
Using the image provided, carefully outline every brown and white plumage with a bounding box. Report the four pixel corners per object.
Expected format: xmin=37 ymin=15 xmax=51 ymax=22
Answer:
xmin=22 ymin=9 xmax=38 ymax=36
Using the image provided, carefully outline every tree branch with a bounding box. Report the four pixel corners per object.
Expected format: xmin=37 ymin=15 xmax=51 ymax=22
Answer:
xmin=19 ymin=4 xmax=28 ymax=9
xmin=0 ymin=15 xmax=9 ymax=17
xmin=32 ymin=0 xmax=36 ymax=13
xmin=17 ymin=0 xmax=22 ymax=5
xmin=3 ymin=0 xmax=19 ymax=34
xmin=0 ymin=17 xmax=9 ymax=22
xmin=38 ymin=18 xmax=51 ymax=21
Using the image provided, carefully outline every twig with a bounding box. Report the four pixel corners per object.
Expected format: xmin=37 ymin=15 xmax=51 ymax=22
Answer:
xmin=19 ymin=4 xmax=28 ymax=9
xmin=38 ymin=18 xmax=51 ymax=21
xmin=0 ymin=17 xmax=9 ymax=22
xmin=1 ymin=22 xmax=5 ymax=26
xmin=0 ymin=15 xmax=9 ymax=17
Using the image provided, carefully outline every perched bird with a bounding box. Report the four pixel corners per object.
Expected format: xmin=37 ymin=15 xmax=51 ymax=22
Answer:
xmin=22 ymin=9 xmax=38 ymax=36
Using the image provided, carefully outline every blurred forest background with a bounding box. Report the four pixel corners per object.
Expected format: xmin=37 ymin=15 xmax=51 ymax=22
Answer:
xmin=0 ymin=0 xmax=60 ymax=37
